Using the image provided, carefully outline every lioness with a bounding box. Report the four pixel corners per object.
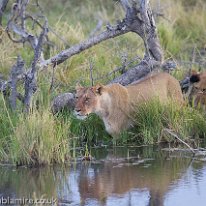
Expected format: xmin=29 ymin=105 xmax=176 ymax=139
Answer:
xmin=75 ymin=72 xmax=184 ymax=136
xmin=188 ymin=70 xmax=206 ymax=109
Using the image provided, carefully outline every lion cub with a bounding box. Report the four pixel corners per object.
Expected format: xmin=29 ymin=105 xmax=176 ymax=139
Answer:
xmin=75 ymin=72 xmax=184 ymax=137
xmin=188 ymin=71 xmax=206 ymax=110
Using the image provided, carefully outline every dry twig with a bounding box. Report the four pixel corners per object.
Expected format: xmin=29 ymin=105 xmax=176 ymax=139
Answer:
xmin=162 ymin=128 xmax=195 ymax=154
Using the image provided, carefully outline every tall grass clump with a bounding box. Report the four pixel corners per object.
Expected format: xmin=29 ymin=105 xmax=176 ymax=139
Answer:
xmin=0 ymin=73 xmax=72 ymax=166
xmin=0 ymin=94 xmax=19 ymax=161
xmin=0 ymin=94 xmax=71 ymax=166
xmin=8 ymin=110 xmax=70 ymax=166
xmin=130 ymin=100 xmax=206 ymax=145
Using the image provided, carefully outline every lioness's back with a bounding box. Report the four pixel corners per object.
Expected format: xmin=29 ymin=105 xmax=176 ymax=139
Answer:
xmin=126 ymin=72 xmax=184 ymax=105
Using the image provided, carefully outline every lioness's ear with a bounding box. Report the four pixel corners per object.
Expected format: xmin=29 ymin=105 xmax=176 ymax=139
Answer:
xmin=75 ymin=83 xmax=83 ymax=91
xmin=93 ymin=84 xmax=103 ymax=95
xmin=190 ymin=70 xmax=200 ymax=83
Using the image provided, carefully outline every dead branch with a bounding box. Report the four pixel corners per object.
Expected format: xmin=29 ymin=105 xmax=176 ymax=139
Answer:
xmin=40 ymin=0 xmax=163 ymax=86
xmin=6 ymin=0 xmax=46 ymax=63
xmin=40 ymin=24 xmax=131 ymax=67
xmin=9 ymin=56 xmax=25 ymax=110
xmin=162 ymin=128 xmax=195 ymax=154
xmin=94 ymin=56 xmax=142 ymax=82
xmin=24 ymin=19 xmax=48 ymax=113
xmin=0 ymin=0 xmax=50 ymax=112
xmin=110 ymin=59 xmax=161 ymax=85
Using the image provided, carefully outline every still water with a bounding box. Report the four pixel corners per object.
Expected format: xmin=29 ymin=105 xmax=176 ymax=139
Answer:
xmin=0 ymin=146 xmax=206 ymax=206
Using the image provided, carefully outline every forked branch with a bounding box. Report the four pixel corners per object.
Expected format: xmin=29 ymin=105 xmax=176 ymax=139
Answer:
xmin=41 ymin=0 xmax=163 ymax=85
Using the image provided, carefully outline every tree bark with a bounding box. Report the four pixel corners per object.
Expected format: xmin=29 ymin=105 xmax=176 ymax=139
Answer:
xmin=24 ymin=20 xmax=48 ymax=113
xmin=41 ymin=25 xmax=131 ymax=67
xmin=51 ymin=93 xmax=75 ymax=114
xmin=9 ymin=56 xmax=25 ymax=110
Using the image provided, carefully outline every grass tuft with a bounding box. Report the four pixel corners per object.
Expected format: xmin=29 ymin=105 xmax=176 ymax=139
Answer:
xmin=135 ymin=100 xmax=206 ymax=144
xmin=9 ymin=109 xmax=70 ymax=166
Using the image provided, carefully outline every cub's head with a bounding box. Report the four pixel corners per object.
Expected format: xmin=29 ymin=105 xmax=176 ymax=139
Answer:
xmin=190 ymin=70 xmax=206 ymax=91
xmin=74 ymin=84 xmax=104 ymax=119
xmin=189 ymin=71 xmax=206 ymax=109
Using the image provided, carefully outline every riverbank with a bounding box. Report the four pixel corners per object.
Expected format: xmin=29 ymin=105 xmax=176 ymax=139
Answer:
xmin=0 ymin=0 xmax=206 ymax=166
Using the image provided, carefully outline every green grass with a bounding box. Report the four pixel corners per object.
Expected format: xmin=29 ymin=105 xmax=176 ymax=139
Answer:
xmin=10 ymin=109 xmax=70 ymax=166
xmin=0 ymin=94 xmax=19 ymax=161
xmin=0 ymin=0 xmax=206 ymax=166
xmin=117 ymin=100 xmax=206 ymax=145
xmin=67 ymin=98 xmax=206 ymax=147
xmin=157 ymin=0 xmax=206 ymax=60
xmin=69 ymin=113 xmax=111 ymax=145
xmin=0 ymin=94 xmax=71 ymax=166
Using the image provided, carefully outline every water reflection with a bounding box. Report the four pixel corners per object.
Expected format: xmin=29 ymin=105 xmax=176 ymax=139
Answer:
xmin=0 ymin=146 xmax=206 ymax=206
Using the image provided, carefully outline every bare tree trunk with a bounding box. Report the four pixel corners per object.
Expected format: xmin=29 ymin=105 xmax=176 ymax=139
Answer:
xmin=24 ymin=20 xmax=48 ymax=113
xmin=9 ymin=56 xmax=25 ymax=110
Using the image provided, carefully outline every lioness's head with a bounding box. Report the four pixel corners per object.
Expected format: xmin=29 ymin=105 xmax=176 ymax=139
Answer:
xmin=74 ymin=84 xmax=104 ymax=119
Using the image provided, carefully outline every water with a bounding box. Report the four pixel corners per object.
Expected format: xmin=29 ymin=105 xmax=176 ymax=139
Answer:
xmin=0 ymin=146 xmax=206 ymax=206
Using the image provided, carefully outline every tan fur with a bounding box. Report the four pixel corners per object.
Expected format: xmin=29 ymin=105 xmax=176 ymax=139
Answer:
xmin=188 ymin=71 xmax=206 ymax=110
xmin=75 ymin=72 xmax=184 ymax=136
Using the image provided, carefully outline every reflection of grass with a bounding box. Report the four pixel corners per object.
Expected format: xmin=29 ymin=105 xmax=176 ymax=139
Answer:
xmin=0 ymin=167 xmax=57 ymax=200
